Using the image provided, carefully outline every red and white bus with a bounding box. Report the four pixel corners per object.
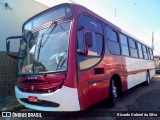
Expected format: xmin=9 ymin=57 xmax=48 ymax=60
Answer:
xmin=6 ymin=3 xmax=155 ymax=111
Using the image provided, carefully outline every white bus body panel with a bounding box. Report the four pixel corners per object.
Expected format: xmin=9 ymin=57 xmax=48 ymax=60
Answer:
xmin=15 ymin=86 xmax=80 ymax=111
xmin=126 ymin=57 xmax=155 ymax=89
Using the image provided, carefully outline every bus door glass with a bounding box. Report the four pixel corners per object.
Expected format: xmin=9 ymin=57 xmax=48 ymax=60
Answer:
xmin=77 ymin=14 xmax=107 ymax=106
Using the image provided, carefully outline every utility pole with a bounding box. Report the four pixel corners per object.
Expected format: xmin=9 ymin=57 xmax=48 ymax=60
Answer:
xmin=159 ymin=54 xmax=160 ymax=66
xmin=152 ymin=32 xmax=154 ymax=54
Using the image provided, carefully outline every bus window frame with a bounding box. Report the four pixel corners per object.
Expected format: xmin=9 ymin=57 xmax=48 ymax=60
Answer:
xmin=76 ymin=13 xmax=105 ymax=71
xmin=105 ymin=25 xmax=121 ymax=56
xmin=119 ymin=33 xmax=130 ymax=57
xmin=128 ymin=37 xmax=139 ymax=58
xmin=22 ymin=4 xmax=73 ymax=31
xmin=136 ymin=41 xmax=144 ymax=59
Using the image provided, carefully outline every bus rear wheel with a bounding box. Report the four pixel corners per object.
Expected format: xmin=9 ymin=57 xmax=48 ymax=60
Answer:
xmin=108 ymin=78 xmax=117 ymax=107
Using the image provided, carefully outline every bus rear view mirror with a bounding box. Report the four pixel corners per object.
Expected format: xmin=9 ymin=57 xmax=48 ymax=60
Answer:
xmin=85 ymin=32 xmax=93 ymax=48
xmin=6 ymin=36 xmax=23 ymax=59
xmin=77 ymin=31 xmax=94 ymax=56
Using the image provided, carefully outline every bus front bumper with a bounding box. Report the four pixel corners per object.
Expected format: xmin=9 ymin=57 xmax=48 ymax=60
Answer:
xmin=15 ymin=86 xmax=80 ymax=111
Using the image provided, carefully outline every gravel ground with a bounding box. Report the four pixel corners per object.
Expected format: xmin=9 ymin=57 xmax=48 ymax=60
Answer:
xmin=1 ymin=75 xmax=160 ymax=120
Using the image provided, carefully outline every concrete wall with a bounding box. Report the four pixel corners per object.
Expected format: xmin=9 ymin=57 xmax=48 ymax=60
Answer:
xmin=0 ymin=51 xmax=17 ymax=96
xmin=0 ymin=0 xmax=48 ymax=96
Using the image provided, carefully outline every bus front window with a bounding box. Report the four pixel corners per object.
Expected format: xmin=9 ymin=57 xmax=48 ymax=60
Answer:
xmin=18 ymin=21 xmax=71 ymax=74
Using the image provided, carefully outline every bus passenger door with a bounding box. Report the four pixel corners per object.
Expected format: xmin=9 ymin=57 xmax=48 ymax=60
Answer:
xmin=77 ymin=28 xmax=107 ymax=108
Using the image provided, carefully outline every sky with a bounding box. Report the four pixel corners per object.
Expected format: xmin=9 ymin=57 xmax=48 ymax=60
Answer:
xmin=35 ymin=0 xmax=160 ymax=55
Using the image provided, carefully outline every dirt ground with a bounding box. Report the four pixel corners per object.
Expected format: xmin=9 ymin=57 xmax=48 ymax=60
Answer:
xmin=1 ymin=75 xmax=160 ymax=120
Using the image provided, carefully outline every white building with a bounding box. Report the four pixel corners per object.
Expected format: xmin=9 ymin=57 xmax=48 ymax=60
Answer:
xmin=0 ymin=0 xmax=48 ymax=51
xmin=0 ymin=0 xmax=48 ymax=96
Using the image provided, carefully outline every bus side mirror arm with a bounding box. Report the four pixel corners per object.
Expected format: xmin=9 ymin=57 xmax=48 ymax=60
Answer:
xmin=6 ymin=36 xmax=23 ymax=59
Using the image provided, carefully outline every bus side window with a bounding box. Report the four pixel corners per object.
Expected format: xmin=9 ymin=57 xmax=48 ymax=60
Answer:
xmin=147 ymin=47 xmax=151 ymax=60
xmin=119 ymin=34 xmax=129 ymax=56
xmin=87 ymin=32 xmax=103 ymax=56
xmin=149 ymin=48 xmax=153 ymax=60
xmin=142 ymin=45 xmax=148 ymax=60
xmin=105 ymin=26 xmax=120 ymax=55
xmin=128 ymin=38 xmax=138 ymax=58
xmin=77 ymin=30 xmax=104 ymax=69
xmin=77 ymin=15 xmax=104 ymax=70
xmin=77 ymin=29 xmax=85 ymax=52
xmin=137 ymin=42 xmax=144 ymax=59
xmin=77 ymin=29 xmax=103 ymax=57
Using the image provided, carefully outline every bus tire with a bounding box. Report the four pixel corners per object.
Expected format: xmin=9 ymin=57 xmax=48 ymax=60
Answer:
xmin=108 ymin=78 xmax=117 ymax=107
xmin=145 ymin=72 xmax=150 ymax=86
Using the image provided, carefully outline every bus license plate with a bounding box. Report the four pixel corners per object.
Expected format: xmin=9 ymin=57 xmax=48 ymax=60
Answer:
xmin=28 ymin=96 xmax=38 ymax=102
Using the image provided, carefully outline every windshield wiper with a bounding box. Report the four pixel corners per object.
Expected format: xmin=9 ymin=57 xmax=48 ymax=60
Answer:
xmin=41 ymin=21 xmax=58 ymax=47
xmin=36 ymin=21 xmax=58 ymax=61
xmin=59 ymin=23 xmax=69 ymax=35
xmin=56 ymin=51 xmax=67 ymax=70
xmin=37 ymin=33 xmax=44 ymax=60
xmin=58 ymin=57 xmax=67 ymax=70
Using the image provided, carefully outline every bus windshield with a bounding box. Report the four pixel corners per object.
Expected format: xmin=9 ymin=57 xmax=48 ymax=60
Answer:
xmin=17 ymin=5 xmax=72 ymax=75
xmin=18 ymin=21 xmax=71 ymax=74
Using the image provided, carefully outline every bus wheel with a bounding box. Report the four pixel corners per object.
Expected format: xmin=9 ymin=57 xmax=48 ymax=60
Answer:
xmin=145 ymin=72 xmax=150 ymax=86
xmin=108 ymin=78 xmax=117 ymax=107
